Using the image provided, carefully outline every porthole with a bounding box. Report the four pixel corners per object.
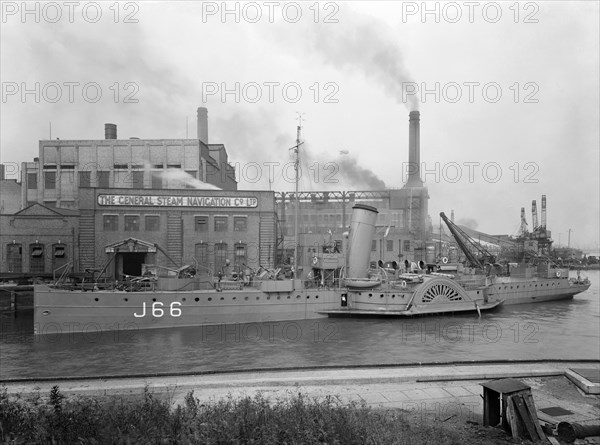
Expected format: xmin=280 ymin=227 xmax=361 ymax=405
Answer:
xmin=245 ymin=296 xmax=249 ymax=301
xmin=152 ymin=298 xmax=156 ymax=302
xmin=392 ymin=295 xmax=396 ymax=298
xmin=315 ymin=295 xmax=319 ymax=299
xmin=208 ymin=297 xmax=212 ymax=302
xmin=267 ymin=296 xmax=270 ymax=300
xmin=380 ymin=294 xmax=384 ymax=298
xmin=195 ymin=297 xmax=199 ymax=302
xmin=124 ymin=298 xmax=128 ymax=302
xmin=233 ymin=297 xmax=237 ymax=300
xmin=182 ymin=297 xmax=186 ymax=301
xmin=277 ymin=296 xmax=281 ymax=300
xmin=220 ymin=297 xmax=224 ymax=300
xmin=94 ymin=298 xmax=99 ymax=302
xmin=297 ymin=295 xmax=301 ymax=299
xmin=287 ymin=296 xmax=290 ymax=299
xmin=256 ymin=296 xmax=260 ymax=300
xmin=369 ymin=293 xmax=373 ymax=297
xmin=307 ymin=296 xmax=310 ymax=299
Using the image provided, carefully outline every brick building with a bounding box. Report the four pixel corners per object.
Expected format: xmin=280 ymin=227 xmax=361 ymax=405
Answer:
xmin=20 ymin=107 xmax=237 ymax=211
xmin=0 ymin=203 xmax=79 ymax=277
xmin=77 ymin=188 xmax=277 ymax=280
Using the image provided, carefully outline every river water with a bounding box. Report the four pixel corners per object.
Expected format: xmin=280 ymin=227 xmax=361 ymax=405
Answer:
xmin=1 ymin=271 xmax=598 ymax=380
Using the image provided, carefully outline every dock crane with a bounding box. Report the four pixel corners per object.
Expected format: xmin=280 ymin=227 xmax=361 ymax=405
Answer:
xmin=440 ymin=212 xmax=496 ymax=270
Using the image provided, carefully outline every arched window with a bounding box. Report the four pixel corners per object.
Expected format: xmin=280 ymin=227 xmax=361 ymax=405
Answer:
xmin=234 ymin=243 xmax=247 ymax=271
xmin=194 ymin=243 xmax=209 ymax=275
xmin=52 ymin=244 xmax=68 ymax=274
xmin=6 ymin=244 xmax=22 ymax=273
xmin=30 ymin=244 xmax=45 ymax=273
xmin=214 ymin=242 xmax=228 ymax=275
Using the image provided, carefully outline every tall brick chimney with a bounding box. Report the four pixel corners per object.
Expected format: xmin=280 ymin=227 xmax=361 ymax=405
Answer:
xmin=197 ymin=107 xmax=208 ymax=144
xmin=406 ymin=111 xmax=423 ymax=187
xmin=104 ymin=123 xmax=117 ymax=139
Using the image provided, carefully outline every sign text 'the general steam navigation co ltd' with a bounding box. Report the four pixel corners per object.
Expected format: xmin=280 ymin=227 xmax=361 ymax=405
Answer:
xmin=97 ymin=194 xmax=258 ymax=208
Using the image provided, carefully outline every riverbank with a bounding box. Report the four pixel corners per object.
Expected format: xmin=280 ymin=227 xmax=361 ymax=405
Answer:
xmin=2 ymin=361 xmax=599 ymax=443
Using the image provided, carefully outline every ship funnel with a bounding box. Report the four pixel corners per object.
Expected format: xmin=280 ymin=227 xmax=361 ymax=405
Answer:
xmin=346 ymin=204 xmax=379 ymax=279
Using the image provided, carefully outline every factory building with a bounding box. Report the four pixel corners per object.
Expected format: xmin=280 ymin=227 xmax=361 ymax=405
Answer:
xmin=77 ymin=188 xmax=277 ymax=280
xmin=278 ymin=111 xmax=431 ymax=271
xmin=20 ymin=107 xmax=237 ymax=211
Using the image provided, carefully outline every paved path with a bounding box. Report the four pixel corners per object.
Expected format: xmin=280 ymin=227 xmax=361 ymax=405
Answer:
xmin=3 ymin=361 xmax=599 ymax=426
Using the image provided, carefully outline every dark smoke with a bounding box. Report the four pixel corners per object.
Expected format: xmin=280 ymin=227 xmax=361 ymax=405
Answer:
xmin=271 ymin=7 xmax=419 ymax=110
xmin=336 ymin=156 xmax=386 ymax=190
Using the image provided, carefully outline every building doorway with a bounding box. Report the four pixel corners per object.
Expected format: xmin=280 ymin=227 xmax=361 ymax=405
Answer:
xmin=117 ymin=252 xmax=147 ymax=278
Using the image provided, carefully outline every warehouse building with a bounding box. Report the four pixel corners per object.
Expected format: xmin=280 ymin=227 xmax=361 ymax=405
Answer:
xmin=77 ymin=188 xmax=277 ymax=280
xmin=20 ymin=107 xmax=237 ymax=211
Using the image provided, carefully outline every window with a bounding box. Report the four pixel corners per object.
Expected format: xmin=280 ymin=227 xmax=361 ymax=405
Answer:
xmin=124 ymin=215 xmax=140 ymax=231
xmin=387 ymin=240 xmax=394 ymax=252
xmin=97 ymin=171 xmax=109 ymax=188
xmin=52 ymin=244 xmax=68 ymax=273
xmin=234 ymin=243 xmax=247 ymax=271
xmin=145 ymin=215 xmax=160 ymax=231
xmin=234 ymin=216 xmax=247 ymax=232
xmin=214 ymin=242 xmax=228 ymax=274
xmin=79 ymin=171 xmax=91 ymax=187
xmin=131 ymin=171 xmax=144 ymax=188
xmin=195 ymin=216 xmax=208 ymax=232
xmin=30 ymin=244 xmax=45 ymax=273
xmin=371 ymin=240 xmax=377 ymax=252
xmin=103 ymin=215 xmax=118 ymax=231
xmin=6 ymin=244 xmax=22 ymax=273
xmin=215 ymin=216 xmax=228 ymax=232
xmin=151 ymin=173 xmax=162 ymax=189
xmin=27 ymin=173 xmax=37 ymax=189
xmin=44 ymin=171 xmax=56 ymax=189
xmin=404 ymin=240 xmax=411 ymax=252
xmin=195 ymin=243 xmax=209 ymax=274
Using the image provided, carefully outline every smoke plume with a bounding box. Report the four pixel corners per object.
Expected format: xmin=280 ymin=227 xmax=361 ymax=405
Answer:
xmin=271 ymin=7 xmax=419 ymax=110
xmin=337 ymin=156 xmax=386 ymax=190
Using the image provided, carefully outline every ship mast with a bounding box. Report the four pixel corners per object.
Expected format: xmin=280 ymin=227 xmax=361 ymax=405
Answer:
xmin=292 ymin=114 xmax=304 ymax=278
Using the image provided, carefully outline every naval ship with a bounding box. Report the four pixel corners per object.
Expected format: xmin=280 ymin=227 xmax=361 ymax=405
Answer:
xmin=34 ymin=202 xmax=591 ymax=334
xmin=321 ymin=205 xmax=591 ymax=318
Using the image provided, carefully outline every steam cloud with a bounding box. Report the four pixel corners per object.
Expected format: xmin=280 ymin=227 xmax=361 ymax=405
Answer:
xmin=457 ymin=218 xmax=479 ymax=230
xmin=144 ymin=162 xmax=221 ymax=190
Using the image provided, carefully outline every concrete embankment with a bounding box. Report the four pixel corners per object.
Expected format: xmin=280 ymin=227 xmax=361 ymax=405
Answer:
xmin=2 ymin=360 xmax=599 ymax=431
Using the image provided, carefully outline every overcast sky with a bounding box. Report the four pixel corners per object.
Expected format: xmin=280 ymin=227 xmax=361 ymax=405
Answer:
xmin=1 ymin=1 xmax=598 ymax=251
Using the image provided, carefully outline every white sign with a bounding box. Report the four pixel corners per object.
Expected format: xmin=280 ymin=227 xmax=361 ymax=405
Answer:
xmin=97 ymin=194 xmax=258 ymax=208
